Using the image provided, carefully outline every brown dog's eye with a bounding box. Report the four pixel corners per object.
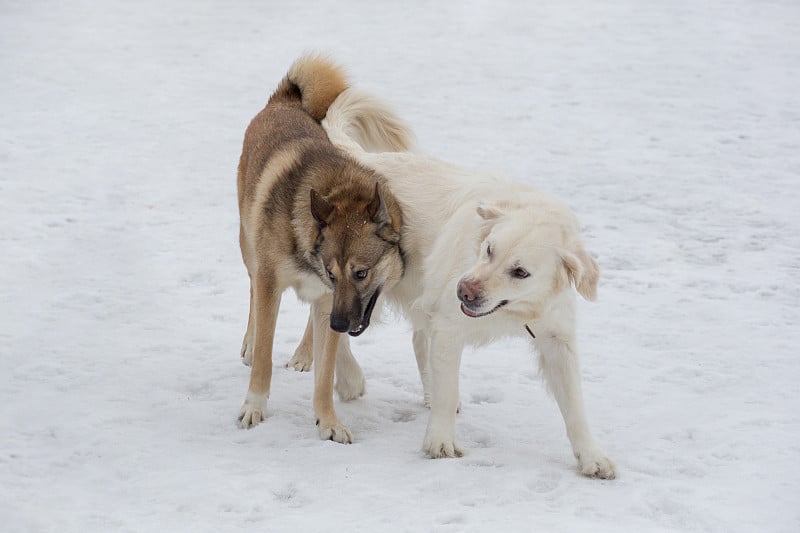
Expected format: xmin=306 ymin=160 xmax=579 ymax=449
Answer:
xmin=354 ymin=269 xmax=369 ymax=281
xmin=511 ymin=267 xmax=529 ymax=279
xmin=326 ymin=268 xmax=336 ymax=282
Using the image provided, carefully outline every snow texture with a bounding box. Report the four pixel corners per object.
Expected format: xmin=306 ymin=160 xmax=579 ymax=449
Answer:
xmin=2 ymin=1 xmax=799 ymax=531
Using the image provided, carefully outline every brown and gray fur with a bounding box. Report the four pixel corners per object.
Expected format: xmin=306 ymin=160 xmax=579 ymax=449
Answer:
xmin=236 ymin=55 xmax=404 ymax=443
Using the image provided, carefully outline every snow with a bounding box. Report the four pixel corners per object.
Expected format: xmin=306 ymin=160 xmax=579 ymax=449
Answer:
xmin=2 ymin=0 xmax=799 ymax=531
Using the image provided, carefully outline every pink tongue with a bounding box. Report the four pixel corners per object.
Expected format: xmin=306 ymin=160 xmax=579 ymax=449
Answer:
xmin=461 ymin=303 xmax=478 ymax=317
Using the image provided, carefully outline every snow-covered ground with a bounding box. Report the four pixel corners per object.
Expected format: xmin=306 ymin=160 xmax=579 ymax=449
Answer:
xmin=2 ymin=1 xmax=799 ymax=531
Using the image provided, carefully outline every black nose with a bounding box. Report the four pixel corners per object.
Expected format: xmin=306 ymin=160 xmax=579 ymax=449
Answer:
xmin=330 ymin=315 xmax=349 ymax=333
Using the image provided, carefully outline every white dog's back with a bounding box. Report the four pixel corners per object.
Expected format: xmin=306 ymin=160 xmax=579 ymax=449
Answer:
xmin=322 ymin=85 xmax=615 ymax=479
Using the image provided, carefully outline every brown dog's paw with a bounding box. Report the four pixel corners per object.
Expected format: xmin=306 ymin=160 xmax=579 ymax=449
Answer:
xmin=316 ymin=417 xmax=352 ymax=444
xmin=237 ymin=392 xmax=267 ymax=429
xmin=285 ymin=345 xmax=312 ymax=372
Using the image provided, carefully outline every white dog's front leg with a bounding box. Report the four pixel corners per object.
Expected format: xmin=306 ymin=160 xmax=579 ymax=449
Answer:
xmin=334 ymin=333 xmax=366 ymax=401
xmin=423 ymin=332 xmax=463 ymax=458
xmin=534 ymin=333 xmax=615 ymax=479
xmin=412 ymin=329 xmax=431 ymax=407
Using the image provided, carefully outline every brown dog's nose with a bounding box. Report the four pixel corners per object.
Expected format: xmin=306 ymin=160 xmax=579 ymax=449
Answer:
xmin=457 ymin=279 xmax=481 ymax=303
xmin=330 ymin=315 xmax=350 ymax=333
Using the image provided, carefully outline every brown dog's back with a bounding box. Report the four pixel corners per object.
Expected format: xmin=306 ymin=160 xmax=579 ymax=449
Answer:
xmin=237 ymin=56 xmax=349 ymax=209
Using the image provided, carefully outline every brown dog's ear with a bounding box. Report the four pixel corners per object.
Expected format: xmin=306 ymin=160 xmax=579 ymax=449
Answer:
xmin=310 ymin=189 xmax=334 ymax=226
xmin=377 ymin=225 xmax=400 ymax=245
xmin=561 ymin=245 xmax=599 ymax=301
xmin=367 ymin=183 xmax=390 ymax=224
xmin=368 ymin=183 xmax=400 ymax=244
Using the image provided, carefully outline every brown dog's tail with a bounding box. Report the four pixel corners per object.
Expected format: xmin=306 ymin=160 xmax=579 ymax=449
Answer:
xmin=270 ymin=54 xmax=349 ymax=122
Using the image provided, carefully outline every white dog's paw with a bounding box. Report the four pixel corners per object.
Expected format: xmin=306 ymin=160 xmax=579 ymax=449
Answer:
xmin=316 ymin=417 xmax=352 ymax=444
xmin=576 ymin=448 xmax=616 ymax=479
xmin=240 ymin=337 xmax=253 ymax=366
xmin=238 ymin=392 xmax=268 ymax=429
xmin=335 ymin=368 xmax=366 ymax=401
xmin=285 ymin=345 xmax=313 ymax=372
xmin=423 ymin=425 xmax=463 ymax=458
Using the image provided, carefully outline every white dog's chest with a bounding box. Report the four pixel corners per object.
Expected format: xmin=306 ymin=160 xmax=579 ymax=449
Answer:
xmin=291 ymin=272 xmax=330 ymax=302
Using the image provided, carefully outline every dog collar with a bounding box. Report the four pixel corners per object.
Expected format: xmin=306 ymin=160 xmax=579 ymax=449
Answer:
xmin=524 ymin=324 xmax=536 ymax=339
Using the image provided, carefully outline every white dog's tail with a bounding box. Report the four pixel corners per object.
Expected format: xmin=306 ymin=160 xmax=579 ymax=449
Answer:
xmin=323 ymin=88 xmax=415 ymax=154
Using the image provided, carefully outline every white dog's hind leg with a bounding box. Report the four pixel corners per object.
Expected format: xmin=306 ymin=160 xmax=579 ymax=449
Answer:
xmin=423 ymin=332 xmax=464 ymax=458
xmin=412 ymin=330 xmax=432 ymax=407
xmin=286 ymin=309 xmax=314 ymax=371
xmin=534 ymin=333 xmax=615 ymax=479
xmin=334 ymin=333 xmax=366 ymax=401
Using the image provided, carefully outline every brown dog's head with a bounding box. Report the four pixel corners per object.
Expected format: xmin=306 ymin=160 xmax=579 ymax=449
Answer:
xmin=456 ymin=200 xmax=598 ymax=321
xmin=309 ymin=181 xmax=403 ymax=336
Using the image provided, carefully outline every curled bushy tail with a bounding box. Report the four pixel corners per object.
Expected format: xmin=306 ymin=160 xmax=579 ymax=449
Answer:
xmin=323 ymin=88 xmax=415 ymax=153
xmin=271 ymin=54 xmax=349 ymax=121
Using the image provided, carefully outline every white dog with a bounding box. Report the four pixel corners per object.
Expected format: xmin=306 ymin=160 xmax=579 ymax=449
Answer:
xmin=311 ymin=87 xmax=615 ymax=478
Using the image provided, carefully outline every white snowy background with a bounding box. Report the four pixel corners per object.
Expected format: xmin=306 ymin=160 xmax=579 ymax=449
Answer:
xmin=2 ymin=1 xmax=799 ymax=531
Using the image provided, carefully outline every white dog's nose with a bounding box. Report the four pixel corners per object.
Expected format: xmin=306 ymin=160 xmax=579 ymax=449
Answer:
xmin=457 ymin=279 xmax=481 ymax=303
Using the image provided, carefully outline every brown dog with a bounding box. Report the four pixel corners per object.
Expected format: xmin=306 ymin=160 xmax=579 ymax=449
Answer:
xmin=236 ymin=55 xmax=406 ymax=443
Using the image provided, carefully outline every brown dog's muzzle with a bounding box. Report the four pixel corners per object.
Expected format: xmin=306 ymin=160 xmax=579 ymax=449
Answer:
xmin=330 ymin=288 xmax=381 ymax=337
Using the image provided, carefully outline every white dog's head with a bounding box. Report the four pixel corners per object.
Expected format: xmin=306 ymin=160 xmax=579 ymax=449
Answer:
xmin=456 ymin=200 xmax=599 ymax=321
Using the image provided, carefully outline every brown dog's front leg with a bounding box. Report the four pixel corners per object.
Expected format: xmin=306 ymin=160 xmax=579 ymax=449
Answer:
xmin=311 ymin=296 xmax=352 ymax=443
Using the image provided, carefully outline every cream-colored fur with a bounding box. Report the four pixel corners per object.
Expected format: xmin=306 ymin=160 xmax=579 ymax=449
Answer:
xmin=316 ymin=87 xmax=615 ymax=478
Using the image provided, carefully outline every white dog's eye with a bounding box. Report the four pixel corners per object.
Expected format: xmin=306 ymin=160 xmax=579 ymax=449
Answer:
xmin=511 ymin=267 xmax=530 ymax=279
xmin=486 ymin=243 xmax=493 ymax=257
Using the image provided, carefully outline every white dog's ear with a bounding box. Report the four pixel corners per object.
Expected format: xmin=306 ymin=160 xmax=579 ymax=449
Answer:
xmin=561 ymin=245 xmax=599 ymax=301
xmin=477 ymin=203 xmax=504 ymax=220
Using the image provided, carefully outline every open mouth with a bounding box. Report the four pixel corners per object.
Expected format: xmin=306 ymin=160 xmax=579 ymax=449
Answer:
xmin=348 ymin=288 xmax=381 ymax=337
xmin=460 ymin=299 xmax=508 ymax=318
